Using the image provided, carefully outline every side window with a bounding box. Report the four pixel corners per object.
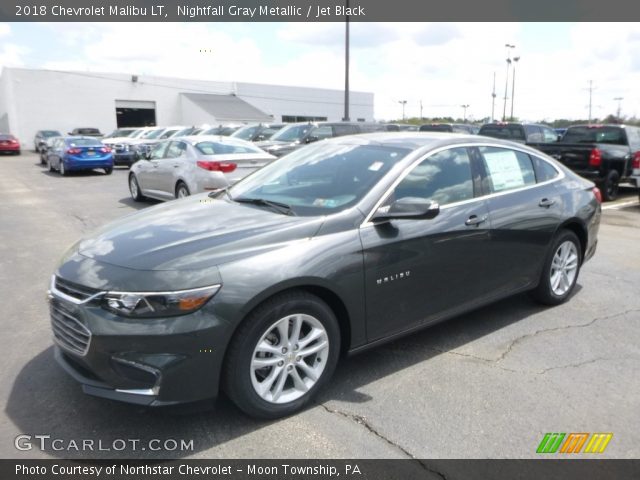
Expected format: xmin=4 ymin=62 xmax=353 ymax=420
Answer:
xmin=165 ymin=141 xmax=187 ymax=159
xmin=542 ymin=127 xmax=559 ymax=143
xmin=524 ymin=125 xmax=543 ymax=143
xmin=626 ymin=127 xmax=640 ymax=150
xmin=532 ymin=155 xmax=560 ymax=182
xmin=313 ymin=126 xmax=334 ymax=140
xmin=333 ymin=124 xmax=358 ymax=136
xmin=478 ymin=146 xmax=536 ymax=193
xmin=149 ymin=142 xmax=168 ymax=160
xmin=392 ymin=147 xmax=474 ymax=206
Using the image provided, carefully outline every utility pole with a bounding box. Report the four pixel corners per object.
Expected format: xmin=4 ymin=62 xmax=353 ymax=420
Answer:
xmin=587 ymin=80 xmax=594 ymax=124
xmin=420 ymin=100 xmax=423 ymax=121
xmin=491 ymin=72 xmax=496 ymax=122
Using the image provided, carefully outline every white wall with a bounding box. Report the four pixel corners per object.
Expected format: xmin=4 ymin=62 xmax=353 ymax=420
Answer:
xmin=0 ymin=68 xmax=374 ymax=144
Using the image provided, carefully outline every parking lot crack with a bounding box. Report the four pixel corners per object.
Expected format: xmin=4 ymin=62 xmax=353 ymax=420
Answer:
xmin=534 ymin=356 xmax=637 ymax=375
xmin=319 ymin=403 xmax=447 ymax=477
xmin=494 ymin=308 xmax=640 ymax=364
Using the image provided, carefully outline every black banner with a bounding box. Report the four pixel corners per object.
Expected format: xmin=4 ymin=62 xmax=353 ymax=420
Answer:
xmin=2 ymin=459 xmax=640 ymax=480
xmin=2 ymin=0 xmax=640 ymax=22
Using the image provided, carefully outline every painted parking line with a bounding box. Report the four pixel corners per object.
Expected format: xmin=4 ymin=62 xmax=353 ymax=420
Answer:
xmin=602 ymin=200 xmax=639 ymax=210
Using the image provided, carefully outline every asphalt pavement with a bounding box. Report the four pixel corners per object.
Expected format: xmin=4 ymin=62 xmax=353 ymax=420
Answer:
xmin=0 ymin=153 xmax=638 ymax=459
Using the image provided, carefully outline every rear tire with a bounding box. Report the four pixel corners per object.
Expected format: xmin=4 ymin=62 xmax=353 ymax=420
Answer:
xmin=223 ymin=291 xmax=340 ymax=419
xmin=531 ymin=230 xmax=582 ymax=305
xmin=176 ymin=182 xmax=190 ymax=199
xmin=59 ymin=161 xmax=67 ymax=176
xmin=601 ymin=170 xmax=619 ymax=201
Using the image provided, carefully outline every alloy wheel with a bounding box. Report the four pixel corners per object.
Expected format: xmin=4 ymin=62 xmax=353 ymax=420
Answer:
xmin=250 ymin=314 xmax=329 ymax=404
xmin=550 ymin=240 xmax=579 ymax=296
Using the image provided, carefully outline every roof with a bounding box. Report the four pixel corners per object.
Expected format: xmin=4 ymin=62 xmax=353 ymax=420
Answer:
xmin=181 ymin=93 xmax=272 ymax=123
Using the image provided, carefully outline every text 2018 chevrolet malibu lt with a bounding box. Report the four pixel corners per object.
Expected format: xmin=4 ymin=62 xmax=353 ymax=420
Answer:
xmin=49 ymin=133 xmax=600 ymax=418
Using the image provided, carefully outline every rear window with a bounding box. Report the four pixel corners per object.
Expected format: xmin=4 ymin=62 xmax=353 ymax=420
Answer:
xmin=562 ymin=126 xmax=626 ymax=145
xmin=196 ymin=141 xmax=262 ymax=155
xmin=479 ymin=125 xmax=526 ymax=141
xmin=0 ymin=134 xmax=15 ymax=140
xmin=420 ymin=124 xmax=453 ymax=132
xmin=75 ymin=128 xmax=100 ymax=134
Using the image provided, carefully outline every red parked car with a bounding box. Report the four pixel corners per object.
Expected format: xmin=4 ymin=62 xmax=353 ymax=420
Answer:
xmin=0 ymin=134 xmax=21 ymax=155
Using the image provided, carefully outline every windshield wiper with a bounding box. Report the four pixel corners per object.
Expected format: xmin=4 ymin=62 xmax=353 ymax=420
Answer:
xmin=233 ymin=197 xmax=295 ymax=216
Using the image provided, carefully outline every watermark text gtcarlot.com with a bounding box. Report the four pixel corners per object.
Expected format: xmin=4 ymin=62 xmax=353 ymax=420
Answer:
xmin=15 ymin=435 xmax=194 ymax=452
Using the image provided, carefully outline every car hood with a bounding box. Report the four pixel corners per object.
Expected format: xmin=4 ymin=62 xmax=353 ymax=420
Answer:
xmin=75 ymin=194 xmax=324 ymax=271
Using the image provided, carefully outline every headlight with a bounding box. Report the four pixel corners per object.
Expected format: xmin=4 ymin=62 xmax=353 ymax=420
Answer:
xmin=102 ymin=285 xmax=220 ymax=318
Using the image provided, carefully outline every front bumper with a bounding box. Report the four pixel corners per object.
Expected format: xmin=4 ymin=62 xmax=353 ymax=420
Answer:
xmin=49 ymin=275 xmax=231 ymax=406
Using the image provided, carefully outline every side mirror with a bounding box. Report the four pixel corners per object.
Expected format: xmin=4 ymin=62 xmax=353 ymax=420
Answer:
xmin=373 ymin=198 xmax=440 ymax=222
xmin=144 ymin=152 xmax=152 ymax=160
xmin=557 ymin=135 xmax=563 ymax=141
xmin=305 ymin=136 xmax=319 ymax=144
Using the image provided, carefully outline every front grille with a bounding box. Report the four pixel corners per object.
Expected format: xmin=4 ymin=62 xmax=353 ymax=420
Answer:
xmin=55 ymin=276 xmax=102 ymax=302
xmin=50 ymin=299 xmax=91 ymax=356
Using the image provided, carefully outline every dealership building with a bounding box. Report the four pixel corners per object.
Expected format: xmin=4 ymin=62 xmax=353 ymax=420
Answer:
xmin=0 ymin=67 xmax=374 ymax=144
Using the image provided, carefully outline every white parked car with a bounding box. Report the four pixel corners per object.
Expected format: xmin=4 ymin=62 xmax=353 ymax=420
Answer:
xmin=128 ymin=135 xmax=276 ymax=202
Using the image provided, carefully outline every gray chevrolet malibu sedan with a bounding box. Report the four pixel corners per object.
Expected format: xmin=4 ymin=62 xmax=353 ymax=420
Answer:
xmin=49 ymin=133 xmax=601 ymax=418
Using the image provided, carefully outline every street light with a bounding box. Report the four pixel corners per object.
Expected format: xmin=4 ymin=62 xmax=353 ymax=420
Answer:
xmin=510 ymin=56 xmax=520 ymax=121
xmin=502 ymin=43 xmax=515 ymax=121
xmin=614 ymin=97 xmax=624 ymax=121
xmin=398 ymin=100 xmax=408 ymax=121
xmin=343 ymin=0 xmax=350 ymax=121
xmin=461 ymin=104 xmax=470 ymax=122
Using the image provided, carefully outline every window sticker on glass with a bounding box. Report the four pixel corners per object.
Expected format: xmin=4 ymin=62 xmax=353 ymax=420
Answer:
xmin=368 ymin=161 xmax=384 ymax=171
xmin=483 ymin=150 xmax=526 ymax=191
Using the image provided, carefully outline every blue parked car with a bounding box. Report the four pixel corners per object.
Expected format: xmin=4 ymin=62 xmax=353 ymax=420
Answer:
xmin=45 ymin=136 xmax=114 ymax=176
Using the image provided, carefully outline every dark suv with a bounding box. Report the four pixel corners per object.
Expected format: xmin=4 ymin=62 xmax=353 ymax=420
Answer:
xmin=479 ymin=123 xmax=559 ymax=144
xmin=256 ymin=121 xmax=385 ymax=157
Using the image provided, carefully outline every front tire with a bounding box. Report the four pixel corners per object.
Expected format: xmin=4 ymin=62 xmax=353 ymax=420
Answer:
xmin=59 ymin=161 xmax=67 ymax=176
xmin=531 ymin=230 xmax=582 ymax=305
xmin=223 ymin=291 xmax=340 ymax=419
xmin=104 ymin=167 xmax=113 ymax=175
xmin=129 ymin=174 xmax=144 ymax=201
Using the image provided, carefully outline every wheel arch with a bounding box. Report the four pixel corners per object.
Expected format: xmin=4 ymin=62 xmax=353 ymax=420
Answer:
xmin=556 ymin=218 xmax=588 ymax=264
xmin=226 ymin=280 xmax=353 ymax=357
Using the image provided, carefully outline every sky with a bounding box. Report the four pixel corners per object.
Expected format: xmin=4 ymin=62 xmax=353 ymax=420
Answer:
xmin=1 ymin=22 xmax=639 ymax=122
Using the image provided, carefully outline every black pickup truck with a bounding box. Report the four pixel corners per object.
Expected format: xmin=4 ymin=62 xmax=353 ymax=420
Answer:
xmin=530 ymin=124 xmax=640 ymax=201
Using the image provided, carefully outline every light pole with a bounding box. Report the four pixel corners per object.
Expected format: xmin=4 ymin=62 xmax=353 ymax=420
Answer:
xmin=461 ymin=104 xmax=470 ymax=122
xmin=502 ymin=43 xmax=515 ymax=121
xmin=491 ymin=72 xmax=496 ymax=122
xmin=343 ymin=0 xmax=350 ymax=121
xmin=398 ymin=100 xmax=407 ymax=121
xmin=614 ymin=97 xmax=623 ymax=121
xmin=510 ymin=56 xmax=520 ymax=121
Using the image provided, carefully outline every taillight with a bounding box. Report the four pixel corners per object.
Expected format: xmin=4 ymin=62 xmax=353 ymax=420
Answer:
xmin=592 ymin=187 xmax=602 ymax=204
xmin=197 ymin=160 xmax=237 ymax=173
xmin=9 ymin=139 xmax=18 ymax=145
xmin=589 ymin=148 xmax=602 ymax=167
xmin=101 ymin=147 xmax=111 ymax=153
xmin=66 ymin=148 xmax=81 ymax=154
xmin=632 ymin=151 xmax=640 ymax=169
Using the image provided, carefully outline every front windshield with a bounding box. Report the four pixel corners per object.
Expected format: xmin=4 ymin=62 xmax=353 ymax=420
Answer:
xmin=232 ymin=125 xmax=260 ymax=140
xmin=229 ymin=142 xmax=411 ymax=216
xmin=107 ymin=129 xmax=136 ymax=138
xmin=270 ymin=124 xmax=314 ymax=143
xmin=42 ymin=130 xmax=61 ymax=137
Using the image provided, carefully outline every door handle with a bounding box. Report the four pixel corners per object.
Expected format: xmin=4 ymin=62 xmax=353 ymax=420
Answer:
xmin=173 ymin=164 xmax=180 ymax=168
xmin=539 ymin=198 xmax=555 ymax=208
xmin=465 ymin=214 xmax=488 ymax=226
